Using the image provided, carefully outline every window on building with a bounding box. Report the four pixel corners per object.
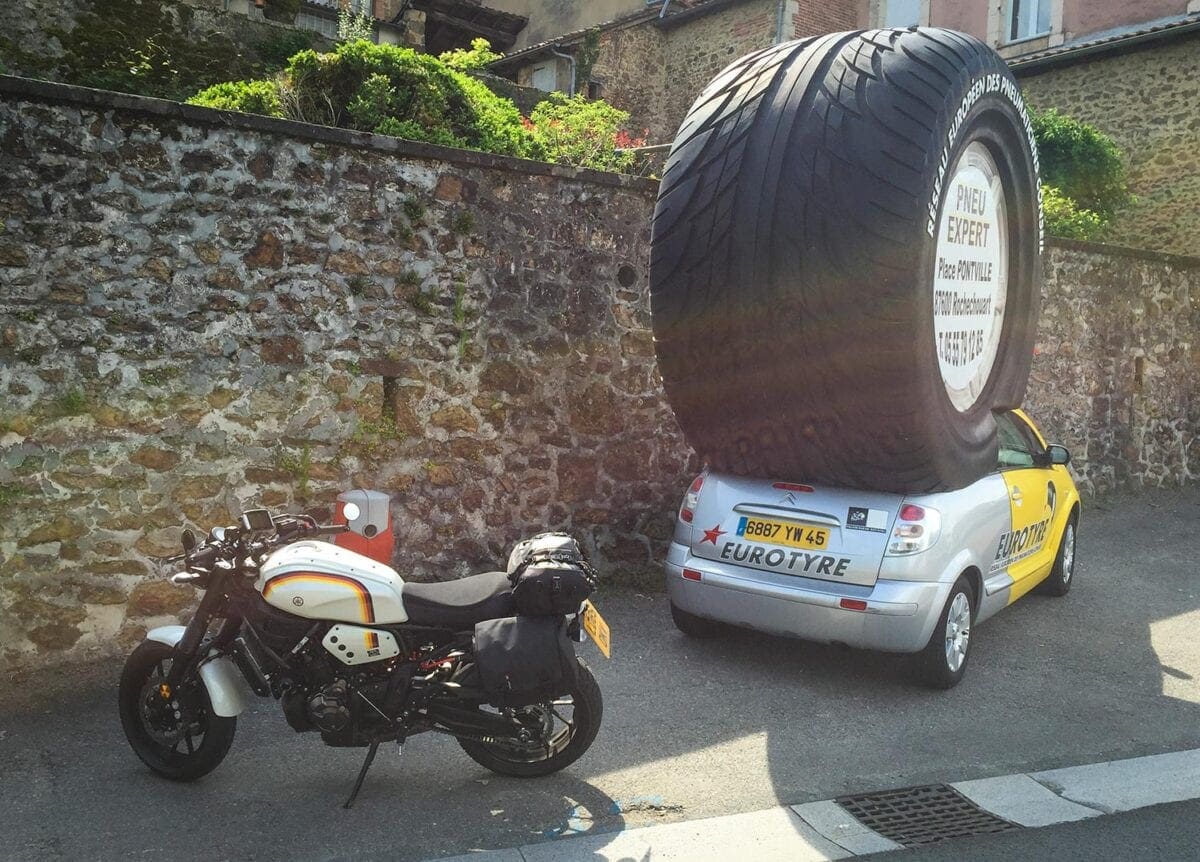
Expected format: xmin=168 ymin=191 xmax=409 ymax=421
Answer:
xmin=1007 ymin=0 xmax=1051 ymax=42
xmin=296 ymin=11 xmax=340 ymax=40
xmin=884 ymin=0 xmax=921 ymax=28
xmin=586 ymin=80 xmax=604 ymax=100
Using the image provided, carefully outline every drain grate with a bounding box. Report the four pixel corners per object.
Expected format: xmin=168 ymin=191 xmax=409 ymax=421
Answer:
xmin=837 ymin=783 xmax=1019 ymax=847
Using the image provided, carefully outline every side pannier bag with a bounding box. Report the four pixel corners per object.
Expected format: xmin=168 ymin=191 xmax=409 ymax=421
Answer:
xmin=473 ymin=615 xmax=577 ymax=707
xmin=506 ymin=532 xmax=596 ymax=616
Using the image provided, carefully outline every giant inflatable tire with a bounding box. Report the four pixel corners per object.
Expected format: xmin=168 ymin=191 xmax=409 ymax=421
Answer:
xmin=649 ymin=28 xmax=1042 ymax=493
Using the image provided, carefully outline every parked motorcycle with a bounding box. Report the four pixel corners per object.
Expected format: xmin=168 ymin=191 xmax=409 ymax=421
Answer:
xmin=118 ymin=508 xmax=610 ymax=807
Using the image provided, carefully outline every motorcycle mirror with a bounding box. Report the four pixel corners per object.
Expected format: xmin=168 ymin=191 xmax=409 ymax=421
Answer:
xmin=182 ymin=529 xmax=196 ymax=552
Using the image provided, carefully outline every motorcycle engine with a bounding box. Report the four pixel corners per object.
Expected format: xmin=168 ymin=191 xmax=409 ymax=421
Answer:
xmin=280 ymin=647 xmax=401 ymax=745
xmin=307 ymin=679 xmax=351 ymax=733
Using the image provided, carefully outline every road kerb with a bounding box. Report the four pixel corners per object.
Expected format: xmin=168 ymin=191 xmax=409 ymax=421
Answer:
xmin=427 ymin=748 xmax=1200 ymax=862
xmin=1029 ymin=748 xmax=1200 ymax=814
xmin=791 ymin=800 xmax=904 ymax=855
xmin=951 ymin=774 xmax=1102 ymax=827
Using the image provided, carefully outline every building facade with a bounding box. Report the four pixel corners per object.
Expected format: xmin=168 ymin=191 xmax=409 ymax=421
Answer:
xmin=863 ymin=0 xmax=1200 ymax=58
xmin=487 ymin=0 xmax=1199 ymax=253
xmin=490 ymin=0 xmax=859 ymax=141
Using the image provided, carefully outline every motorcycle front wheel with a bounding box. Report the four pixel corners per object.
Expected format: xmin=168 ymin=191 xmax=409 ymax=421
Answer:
xmin=118 ymin=640 xmax=236 ymax=781
xmin=458 ymin=657 xmax=603 ymax=778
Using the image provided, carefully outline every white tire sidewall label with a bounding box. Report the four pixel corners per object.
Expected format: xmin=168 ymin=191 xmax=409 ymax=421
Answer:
xmin=933 ymin=141 xmax=1008 ymax=412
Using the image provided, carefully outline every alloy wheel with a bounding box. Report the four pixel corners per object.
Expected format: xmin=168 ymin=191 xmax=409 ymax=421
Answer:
xmin=944 ymin=592 xmax=971 ymax=672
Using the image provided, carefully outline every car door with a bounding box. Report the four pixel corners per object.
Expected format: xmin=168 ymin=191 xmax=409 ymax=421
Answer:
xmin=994 ymin=410 xmax=1060 ymax=602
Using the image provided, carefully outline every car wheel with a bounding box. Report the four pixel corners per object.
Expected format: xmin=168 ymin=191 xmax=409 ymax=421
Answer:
xmin=1040 ymin=512 xmax=1077 ymax=597
xmin=649 ymin=28 xmax=1043 ymax=493
xmin=670 ymin=602 xmax=725 ymax=638
xmin=914 ymin=576 xmax=975 ymax=689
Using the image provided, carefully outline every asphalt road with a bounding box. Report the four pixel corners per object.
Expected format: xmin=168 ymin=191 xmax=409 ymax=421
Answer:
xmin=2 ymin=486 xmax=1197 ymax=861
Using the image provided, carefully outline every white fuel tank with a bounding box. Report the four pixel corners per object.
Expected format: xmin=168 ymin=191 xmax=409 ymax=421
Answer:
xmin=258 ymin=541 xmax=408 ymax=625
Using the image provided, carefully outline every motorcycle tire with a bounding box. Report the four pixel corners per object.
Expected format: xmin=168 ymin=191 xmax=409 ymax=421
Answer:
xmin=458 ymin=657 xmax=602 ymax=778
xmin=119 ymin=640 xmax=236 ymax=781
xmin=650 ymin=28 xmax=1042 ymax=493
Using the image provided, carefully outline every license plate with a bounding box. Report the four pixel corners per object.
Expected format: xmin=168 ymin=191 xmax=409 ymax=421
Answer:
xmin=737 ymin=516 xmax=829 ymax=550
xmin=581 ymin=602 xmax=611 ymax=659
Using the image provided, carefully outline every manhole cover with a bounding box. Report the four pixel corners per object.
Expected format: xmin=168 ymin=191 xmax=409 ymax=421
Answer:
xmin=837 ymin=783 xmax=1018 ymax=847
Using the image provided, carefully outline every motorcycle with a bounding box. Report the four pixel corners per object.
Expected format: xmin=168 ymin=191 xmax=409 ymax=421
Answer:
xmin=118 ymin=508 xmax=610 ymax=807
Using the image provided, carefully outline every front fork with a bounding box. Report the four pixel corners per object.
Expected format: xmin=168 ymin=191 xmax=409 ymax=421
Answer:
xmin=159 ymin=572 xmax=249 ymax=717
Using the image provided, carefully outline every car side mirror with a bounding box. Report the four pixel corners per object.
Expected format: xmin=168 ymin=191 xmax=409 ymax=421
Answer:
xmin=1047 ymin=444 xmax=1071 ymax=466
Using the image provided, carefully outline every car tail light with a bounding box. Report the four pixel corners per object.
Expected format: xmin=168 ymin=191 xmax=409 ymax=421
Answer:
xmin=839 ymin=598 xmax=867 ymax=611
xmin=886 ymin=503 xmax=942 ymax=556
xmin=679 ymin=472 xmax=706 ymax=524
xmin=682 ymin=568 xmax=702 ymax=582
xmin=772 ymin=482 xmax=814 ymax=493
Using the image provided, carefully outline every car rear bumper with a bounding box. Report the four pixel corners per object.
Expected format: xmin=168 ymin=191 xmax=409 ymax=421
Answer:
xmin=666 ymin=542 xmax=949 ymax=653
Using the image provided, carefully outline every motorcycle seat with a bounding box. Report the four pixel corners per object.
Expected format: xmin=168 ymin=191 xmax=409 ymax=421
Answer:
xmin=402 ymin=571 xmax=515 ymax=629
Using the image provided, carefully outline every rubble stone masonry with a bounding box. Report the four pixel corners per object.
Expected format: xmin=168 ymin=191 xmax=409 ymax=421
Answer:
xmin=0 ymin=79 xmax=1195 ymax=669
xmin=1017 ymin=33 xmax=1200 ymax=257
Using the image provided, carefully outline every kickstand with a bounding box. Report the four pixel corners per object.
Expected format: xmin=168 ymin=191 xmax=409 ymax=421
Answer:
xmin=343 ymin=740 xmax=380 ymax=809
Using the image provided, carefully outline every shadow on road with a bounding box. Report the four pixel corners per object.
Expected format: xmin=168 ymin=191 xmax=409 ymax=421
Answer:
xmin=1 ymin=487 xmax=1197 ymax=861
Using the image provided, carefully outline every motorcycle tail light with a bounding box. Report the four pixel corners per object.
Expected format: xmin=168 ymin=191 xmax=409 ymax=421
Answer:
xmin=679 ymin=472 xmax=706 ymax=524
xmin=886 ymin=504 xmax=942 ymax=556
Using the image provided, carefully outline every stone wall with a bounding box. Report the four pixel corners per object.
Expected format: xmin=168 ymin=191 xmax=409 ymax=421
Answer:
xmin=1027 ymin=241 xmax=1200 ymax=494
xmin=660 ymin=0 xmax=779 ymax=140
xmin=0 ymin=78 xmax=1196 ymax=671
xmin=1016 ymin=32 xmax=1200 ymax=258
xmin=546 ymin=0 xmax=858 ymax=142
xmin=577 ymin=0 xmax=781 ymax=143
xmin=0 ymin=0 xmax=419 ymax=84
xmin=0 ymin=77 xmax=688 ymax=670
xmin=588 ymin=22 xmax=670 ymax=141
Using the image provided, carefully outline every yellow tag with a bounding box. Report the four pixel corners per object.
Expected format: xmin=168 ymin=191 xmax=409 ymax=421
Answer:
xmin=740 ymin=517 xmax=829 ymax=550
xmin=581 ymin=601 xmax=611 ymax=659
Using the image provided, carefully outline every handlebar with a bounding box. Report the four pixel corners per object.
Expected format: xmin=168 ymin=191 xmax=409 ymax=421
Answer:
xmin=188 ymin=545 xmax=220 ymax=568
xmin=170 ymin=518 xmax=346 ymax=570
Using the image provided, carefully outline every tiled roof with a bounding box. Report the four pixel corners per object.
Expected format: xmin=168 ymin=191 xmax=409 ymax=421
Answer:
xmin=490 ymin=0 xmax=733 ymax=68
xmin=1010 ymin=12 xmax=1200 ymax=70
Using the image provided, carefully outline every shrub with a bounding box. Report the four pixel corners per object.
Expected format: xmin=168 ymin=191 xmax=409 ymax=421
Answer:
xmin=1032 ymin=107 xmax=1131 ymax=219
xmin=188 ymin=80 xmax=284 ymax=117
xmin=279 ymin=40 xmax=534 ymax=157
xmin=527 ymin=93 xmax=644 ymax=173
xmin=1041 ymin=184 xmax=1105 ymax=241
xmin=439 ymin=38 xmax=502 ymax=71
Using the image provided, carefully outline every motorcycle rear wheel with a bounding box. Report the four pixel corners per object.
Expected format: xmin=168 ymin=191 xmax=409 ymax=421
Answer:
xmin=458 ymin=657 xmax=602 ymax=778
xmin=118 ymin=640 xmax=236 ymax=781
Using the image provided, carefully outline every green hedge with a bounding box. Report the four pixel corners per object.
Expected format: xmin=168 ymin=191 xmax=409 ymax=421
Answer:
xmin=1031 ymin=107 xmax=1133 ymax=240
xmin=1041 ymin=184 xmax=1105 ymax=241
xmin=189 ymin=40 xmax=645 ymax=172
xmin=188 ymin=80 xmax=284 ymax=118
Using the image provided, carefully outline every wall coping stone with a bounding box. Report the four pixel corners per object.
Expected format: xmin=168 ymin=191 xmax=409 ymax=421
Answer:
xmin=1046 ymin=237 xmax=1200 ymax=268
xmin=0 ymin=74 xmax=660 ymax=196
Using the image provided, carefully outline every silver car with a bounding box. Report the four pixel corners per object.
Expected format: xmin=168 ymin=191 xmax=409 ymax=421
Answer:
xmin=665 ymin=410 xmax=1081 ymax=687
